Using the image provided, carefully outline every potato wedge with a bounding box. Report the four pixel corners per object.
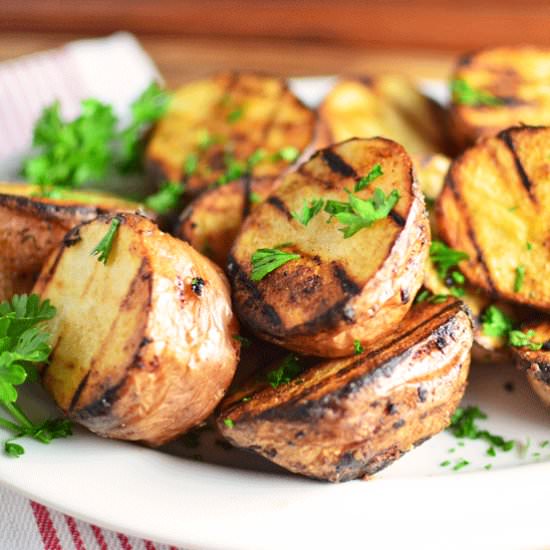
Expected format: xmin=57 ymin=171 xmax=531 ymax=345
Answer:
xmin=146 ymin=72 xmax=317 ymax=197
xmin=176 ymin=176 xmax=279 ymax=266
xmin=510 ymin=319 xmax=550 ymax=406
xmin=33 ymin=213 xmax=239 ymax=446
xmin=318 ymin=75 xmax=449 ymax=155
xmin=436 ymin=126 xmax=550 ymax=312
xmin=228 ymin=138 xmax=430 ymax=357
xmin=450 ymin=46 xmax=550 ymax=148
xmin=0 ymin=183 xmax=141 ymax=301
xmin=217 ymin=298 xmax=473 ymax=482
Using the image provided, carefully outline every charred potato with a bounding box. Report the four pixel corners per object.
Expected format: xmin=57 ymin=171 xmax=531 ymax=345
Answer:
xmin=318 ymin=75 xmax=449 ymax=155
xmin=218 ymin=298 xmax=473 ymax=482
xmin=146 ymin=72 xmax=317 ymax=197
xmin=0 ymin=183 xmax=141 ymax=301
xmin=33 ymin=213 xmax=240 ymax=446
xmin=450 ymin=46 xmax=550 ymax=148
xmin=228 ymin=138 xmax=430 ymax=357
xmin=510 ymin=319 xmax=550 ymax=406
xmin=437 ymin=126 xmax=550 ymax=312
xmin=176 ymin=176 xmax=279 ymax=266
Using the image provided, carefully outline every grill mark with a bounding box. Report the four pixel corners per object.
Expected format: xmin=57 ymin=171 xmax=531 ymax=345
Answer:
xmin=266 ymin=195 xmax=292 ymax=219
xmin=75 ymin=376 xmax=128 ymax=420
xmin=242 ymin=175 xmax=253 ymax=219
xmin=499 ymin=130 xmax=537 ymax=202
xmin=446 ymin=173 xmax=497 ymax=294
xmin=321 ymin=149 xmax=357 ymax=178
xmin=389 ymin=210 xmax=406 ymax=227
xmin=254 ymin=301 xmax=461 ymax=421
xmin=331 ymin=262 xmax=361 ymax=296
xmin=69 ymin=371 xmax=91 ymax=412
xmin=119 ymin=259 xmax=149 ymax=310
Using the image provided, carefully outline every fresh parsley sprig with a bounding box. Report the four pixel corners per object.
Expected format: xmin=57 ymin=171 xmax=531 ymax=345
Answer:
xmin=451 ymin=78 xmax=503 ymax=107
xmin=354 ymin=163 xmax=383 ymax=192
xmin=481 ymin=305 xmax=542 ymax=350
xmin=266 ymin=354 xmax=302 ymax=388
xmin=91 ymin=217 xmax=122 ymax=265
xmin=250 ymin=247 xmax=301 ymax=281
xmin=291 ymin=198 xmax=325 ymax=226
xmin=0 ymin=294 xmax=72 ymax=457
xmin=144 ymin=181 xmax=185 ymax=214
xmin=430 ymin=241 xmax=469 ymax=281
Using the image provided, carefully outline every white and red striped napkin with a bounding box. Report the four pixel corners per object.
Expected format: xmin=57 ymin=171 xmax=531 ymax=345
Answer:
xmin=0 ymin=34 xmax=183 ymax=549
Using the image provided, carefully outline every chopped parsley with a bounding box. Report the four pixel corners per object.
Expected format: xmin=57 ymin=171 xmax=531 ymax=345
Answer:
xmin=232 ymin=335 xmax=251 ymax=348
xmin=250 ymin=247 xmax=300 ymax=281
xmin=440 ymin=460 xmax=451 ymax=467
xmin=353 ymin=340 xmax=364 ymax=355
xmin=144 ymin=181 xmax=184 ymax=214
xmin=196 ymin=129 xmax=219 ymax=151
xmin=184 ymin=153 xmax=199 ymax=176
xmin=266 ymin=354 xmax=302 ymax=388
xmin=291 ymin=198 xmax=325 ymax=226
xmin=223 ymin=418 xmax=235 ymax=429
xmin=249 ymin=191 xmax=262 ymax=205
xmin=354 ymin=163 xmax=383 ymax=192
xmin=0 ymin=294 xmax=72 ymax=457
xmin=273 ymin=146 xmax=300 ymax=163
xmin=448 ymin=406 xmax=514 ymax=453
xmin=227 ymin=107 xmax=244 ymax=124
xmin=527 ymin=242 xmax=533 ymax=251
xmin=191 ymin=277 xmax=205 ymax=296
xmin=451 ymin=78 xmax=503 ymax=107
xmin=514 ymin=265 xmax=525 ymax=292
xmin=247 ymin=149 xmax=267 ymax=168
xmin=415 ymin=290 xmax=449 ymax=304
xmin=508 ymin=329 xmax=542 ymax=351
xmin=324 ymin=188 xmax=400 ymax=238
xmin=453 ymin=459 xmax=470 ymax=471
xmin=430 ymin=241 xmax=469 ymax=282
xmin=484 ymin=464 xmax=493 ymax=470
xmin=481 ymin=305 xmax=514 ymax=338
xmin=91 ymin=217 xmax=121 ymax=265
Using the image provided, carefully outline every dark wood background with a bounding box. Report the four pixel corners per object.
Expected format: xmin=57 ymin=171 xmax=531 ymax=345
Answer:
xmin=2 ymin=1 xmax=550 ymax=84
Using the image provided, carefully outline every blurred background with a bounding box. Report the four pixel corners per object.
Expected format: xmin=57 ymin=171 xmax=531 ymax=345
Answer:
xmin=3 ymin=0 xmax=550 ymax=84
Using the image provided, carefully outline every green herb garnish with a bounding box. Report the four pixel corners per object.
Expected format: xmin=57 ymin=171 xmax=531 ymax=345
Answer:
xmin=266 ymin=354 xmax=302 ymax=389
xmin=233 ymin=335 xmax=251 ymax=348
xmin=144 ymin=182 xmax=184 ymax=214
xmin=508 ymin=329 xmax=542 ymax=351
xmin=514 ymin=265 xmax=525 ymax=292
xmin=440 ymin=460 xmax=451 ymax=467
xmin=453 ymin=459 xmax=470 ymax=471
xmin=430 ymin=241 xmax=469 ymax=281
xmin=249 ymin=191 xmax=262 ymax=205
xmin=481 ymin=305 xmax=514 ymax=338
xmin=224 ymin=418 xmax=235 ymax=428
xmin=227 ymin=107 xmax=244 ymax=124
xmin=273 ymin=146 xmax=300 ymax=163
xmin=291 ymin=198 xmax=325 ymax=226
xmin=0 ymin=294 xmax=72 ymax=457
xmin=353 ymin=340 xmax=364 ymax=355
xmin=91 ymin=217 xmax=121 ymax=265
xmin=451 ymin=78 xmax=503 ymax=107
xmin=354 ymin=163 xmax=383 ymax=192
xmin=184 ymin=153 xmax=199 ymax=176
xmin=250 ymin=247 xmax=300 ymax=281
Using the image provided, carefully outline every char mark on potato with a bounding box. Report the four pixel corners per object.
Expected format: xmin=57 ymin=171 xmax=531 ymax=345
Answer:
xmin=331 ymin=262 xmax=361 ymax=296
xmin=389 ymin=210 xmax=406 ymax=227
xmin=321 ymin=148 xmax=357 ymax=178
xmin=68 ymin=371 xmax=91 ymax=412
xmin=75 ymin=376 xmax=128 ymax=420
xmin=266 ymin=195 xmax=292 ymax=219
xmin=499 ymin=130 xmax=537 ymax=202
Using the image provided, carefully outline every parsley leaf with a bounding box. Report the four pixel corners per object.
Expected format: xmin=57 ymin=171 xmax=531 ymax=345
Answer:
xmin=223 ymin=418 xmax=235 ymax=428
xmin=514 ymin=265 xmax=525 ymax=292
xmin=291 ymin=198 xmax=325 ymax=226
xmin=430 ymin=241 xmax=469 ymax=280
xmin=250 ymin=247 xmax=300 ymax=281
xmin=91 ymin=217 xmax=122 ymax=265
xmin=232 ymin=335 xmax=251 ymax=348
xmin=481 ymin=305 xmax=514 ymax=338
xmin=145 ymin=182 xmax=184 ymax=214
xmin=451 ymin=79 xmax=503 ymax=107
xmin=227 ymin=107 xmax=244 ymax=124
xmin=266 ymin=354 xmax=302 ymax=388
xmin=508 ymin=329 xmax=542 ymax=351
xmin=353 ymin=340 xmax=364 ymax=355
xmin=273 ymin=146 xmax=300 ymax=163
xmin=354 ymin=163 xmax=383 ymax=192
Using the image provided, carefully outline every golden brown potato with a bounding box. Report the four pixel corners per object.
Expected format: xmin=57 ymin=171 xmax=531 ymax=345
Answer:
xmin=0 ymin=183 xmax=142 ymax=301
xmin=33 ymin=213 xmax=240 ymax=446
xmin=217 ymin=298 xmax=473 ymax=482
xmin=436 ymin=126 xmax=550 ymax=312
xmin=510 ymin=319 xmax=550 ymax=406
xmin=318 ymin=75 xmax=449 ymax=155
xmin=176 ymin=176 xmax=279 ymax=266
xmin=228 ymin=138 xmax=430 ymax=358
xmin=450 ymin=46 xmax=550 ymax=148
xmin=146 ymin=72 xmax=317 ymax=197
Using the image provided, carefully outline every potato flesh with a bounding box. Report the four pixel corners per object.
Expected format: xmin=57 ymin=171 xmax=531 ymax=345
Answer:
xmin=437 ymin=127 xmax=550 ymax=311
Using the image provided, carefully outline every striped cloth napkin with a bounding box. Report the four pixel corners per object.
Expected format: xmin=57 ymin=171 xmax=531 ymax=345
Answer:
xmin=0 ymin=33 xmax=182 ymax=549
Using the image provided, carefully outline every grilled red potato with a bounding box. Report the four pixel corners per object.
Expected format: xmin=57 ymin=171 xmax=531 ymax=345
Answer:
xmin=510 ymin=319 xmax=550 ymax=406
xmin=228 ymin=138 xmax=430 ymax=358
xmin=436 ymin=126 xmax=550 ymax=312
xmin=217 ymin=298 xmax=473 ymax=482
xmin=146 ymin=72 xmax=317 ymax=198
xmin=176 ymin=176 xmax=279 ymax=266
xmin=33 ymin=213 xmax=240 ymax=446
xmin=0 ymin=183 xmax=142 ymax=301
xmin=450 ymin=46 xmax=550 ymax=148
xmin=318 ymin=75 xmax=449 ymax=154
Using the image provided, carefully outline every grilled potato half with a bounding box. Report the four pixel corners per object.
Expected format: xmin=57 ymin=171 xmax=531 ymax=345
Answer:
xmin=33 ymin=214 xmax=240 ymax=446
xmin=437 ymin=126 xmax=550 ymax=311
xmin=146 ymin=72 xmax=317 ymax=197
xmin=510 ymin=319 xmax=550 ymax=406
xmin=176 ymin=176 xmax=279 ymax=266
xmin=218 ymin=299 xmax=473 ymax=482
xmin=450 ymin=46 xmax=550 ymax=148
xmin=228 ymin=138 xmax=430 ymax=357
xmin=0 ymin=183 xmax=141 ymax=301
xmin=318 ymin=75 xmax=449 ymax=155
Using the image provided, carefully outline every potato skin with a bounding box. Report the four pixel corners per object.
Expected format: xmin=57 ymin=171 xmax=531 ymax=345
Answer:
xmin=0 ymin=183 xmax=143 ymax=301
xmin=34 ymin=213 xmax=240 ymax=446
xmin=218 ymin=299 xmax=473 ymax=482
xmin=436 ymin=126 xmax=550 ymax=312
xmin=229 ymin=138 xmax=430 ymax=357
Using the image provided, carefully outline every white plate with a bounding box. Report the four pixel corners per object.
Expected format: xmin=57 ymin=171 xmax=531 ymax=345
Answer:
xmin=1 ymin=79 xmax=550 ymax=550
